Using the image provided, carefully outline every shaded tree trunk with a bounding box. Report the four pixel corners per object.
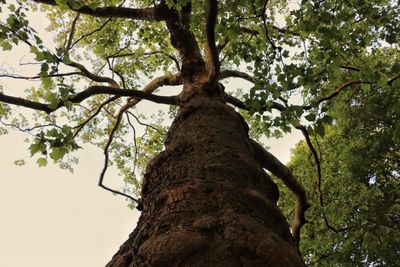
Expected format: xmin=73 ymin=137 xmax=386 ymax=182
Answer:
xmin=107 ymin=85 xmax=305 ymax=266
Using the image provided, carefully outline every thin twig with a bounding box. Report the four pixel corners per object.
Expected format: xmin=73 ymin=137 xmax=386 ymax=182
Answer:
xmin=125 ymin=113 xmax=139 ymax=174
xmin=0 ymin=72 xmax=81 ymax=80
xmin=98 ymin=107 xmax=139 ymax=205
xmin=295 ymin=125 xmax=350 ymax=233
xmin=126 ymin=111 xmax=161 ymax=133
xmin=73 ymin=95 xmax=120 ymax=138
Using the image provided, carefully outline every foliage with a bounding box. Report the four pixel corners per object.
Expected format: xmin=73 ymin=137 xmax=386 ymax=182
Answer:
xmin=281 ymin=64 xmax=400 ymax=265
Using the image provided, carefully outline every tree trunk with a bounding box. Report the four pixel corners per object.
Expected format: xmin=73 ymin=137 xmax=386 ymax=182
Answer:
xmin=107 ymin=89 xmax=305 ymax=266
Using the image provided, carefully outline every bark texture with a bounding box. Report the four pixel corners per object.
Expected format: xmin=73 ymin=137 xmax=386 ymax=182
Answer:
xmin=107 ymin=93 xmax=305 ymax=267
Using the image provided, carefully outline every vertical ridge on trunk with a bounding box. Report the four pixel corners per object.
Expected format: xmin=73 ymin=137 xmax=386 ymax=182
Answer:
xmin=107 ymin=95 xmax=305 ymax=267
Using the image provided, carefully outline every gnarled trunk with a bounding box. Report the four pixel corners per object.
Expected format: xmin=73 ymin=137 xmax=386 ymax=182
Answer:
xmin=107 ymin=89 xmax=305 ymax=266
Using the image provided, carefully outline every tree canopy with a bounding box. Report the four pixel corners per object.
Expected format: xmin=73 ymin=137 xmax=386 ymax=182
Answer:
xmin=0 ymin=0 xmax=399 ymax=265
xmin=281 ymin=70 xmax=400 ymax=265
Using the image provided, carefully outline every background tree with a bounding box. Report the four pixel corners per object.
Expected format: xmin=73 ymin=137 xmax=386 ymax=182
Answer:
xmin=281 ymin=48 xmax=400 ymax=266
xmin=0 ymin=0 xmax=399 ymax=266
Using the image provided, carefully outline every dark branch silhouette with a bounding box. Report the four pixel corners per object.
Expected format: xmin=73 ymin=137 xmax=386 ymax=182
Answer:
xmin=32 ymin=0 xmax=167 ymax=21
xmin=0 ymin=86 xmax=178 ymax=114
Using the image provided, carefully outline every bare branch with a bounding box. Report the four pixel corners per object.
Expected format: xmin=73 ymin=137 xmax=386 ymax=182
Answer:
xmin=66 ymin=61 xmax=119 ymax=87
xmin=68 ymin=85 xmax=178 ymax=106
xmin=295 ymin=125 xmax=350 ymax=233
xmin=250 ymin=139 xmax=309 ymax=244
xmin=69 ymin=17 xmax=113 ymax=51
xmin=0 ymin=118 xmax=62 ymax=133
xmin=0 ymin=85 xmax=178 ymax=114
xmin=65 ymin=13 xmax=80 ymax=50
xmin=32 ymin=0 xmax=167 ymax=21
xmin=98 ymin=109 xmax=140 ymax=206
xmin=73 ymin=95 xmax=120 ymax=138
xmin=127 ymin=111 xmax=161 ymax=133
xmin=0 ymin=72 xmax=81 ymax=80
xmin=339 ymin=65 xmax=360 ymax=72
xmin=220 ymin=69 xmax=254 ymax=83
xmin=125 ymin=113 xmax=139 ymax=174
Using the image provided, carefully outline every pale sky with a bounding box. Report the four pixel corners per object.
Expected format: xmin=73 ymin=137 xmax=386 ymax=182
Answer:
xmin=0 ymin=3 xmax=302 ymax=266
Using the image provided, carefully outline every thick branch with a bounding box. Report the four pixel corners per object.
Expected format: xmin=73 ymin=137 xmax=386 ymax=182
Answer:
xmin=0 ymin=92 xmax=52 ymax=113
xmin=68 ymin=86 xmax=177 ymax=106
xmin=0 ymin=86 xmax=177 ymax=114
xmin=122 ymin=73 xmax=182 ymax=114
xmin=250 ymin=139 xmax=309 ymax=244
xmin=140 ymin=73 xmax=182 ymax=93
xmin=220 ymin=69 xmax=254 ymax=83
xmin=205 ymin=0 xmax=220 ymax=82
xmin=165 ymin=5 xmax=205 ymax=77
xmin=32 ymin=0 xmax=166 ymax=21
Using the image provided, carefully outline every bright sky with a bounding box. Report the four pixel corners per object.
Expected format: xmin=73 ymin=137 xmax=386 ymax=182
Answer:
xmin=0 ymin=3 xmax=302 ymax=266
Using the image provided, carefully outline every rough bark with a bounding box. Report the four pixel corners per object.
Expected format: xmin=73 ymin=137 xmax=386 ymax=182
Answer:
xmin=106 ymin=84 xmax=305 ymax=266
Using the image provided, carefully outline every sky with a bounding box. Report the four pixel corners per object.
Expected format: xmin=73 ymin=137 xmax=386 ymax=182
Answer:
xmin=0 ymin=3 xmax=302 ymax=266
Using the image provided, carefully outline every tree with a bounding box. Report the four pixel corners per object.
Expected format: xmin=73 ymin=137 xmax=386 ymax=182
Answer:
xmin=282 ymin=53 xmax=400 ymax=266
xmin=0 ymin=0 xmax=398 ymax=266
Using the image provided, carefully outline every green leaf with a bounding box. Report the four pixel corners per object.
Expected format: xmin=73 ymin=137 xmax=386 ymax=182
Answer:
xmin=305 ymin=113 xmax=316 ymax=121
xmin=1 ymin=41 xmax=12 ymax=51
xmin=37 ymin=157 xmax=48 ymax=167
xmin=13 ymin=159 xmax=25 ymax=166
xmin=361 ymin=83 xmax=370 ymax=92
xmin=29 ymin=143 xmax=43 ymax=156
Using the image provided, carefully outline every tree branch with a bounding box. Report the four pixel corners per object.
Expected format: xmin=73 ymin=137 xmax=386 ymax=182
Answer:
xmin=388 ymin=74 xmax=400 ymax=86
xmin=66 ymin=61 xmax=119 ymax=87
xmin=0 ymin=86 xmax=178 ymax=114
xmin=67 ymin=85 xmax=178 ymax=106
xmin=68 ymin=16 xmax=112 ymax=51
xmin=98 ymin=106 xmax=140 ymax=206
xmin=220 ymin=69 xmax=254 ymax=83
xmin=164 ymin=4 xmax=205 ymax=77
xmin=225 ymin=93 xmax=287 ymax=113
xmin=65 ymin=13 xmax=80 ymax=50
xmin=250 ymin=139 xmax=309 ymax=244
xmin=295 ymin=125 xmax=350 ymax=233
xmin=32 ymin=0 xmax=167 ymax=21
xmin=302 ymin=80 xmax=364 ymax=110
xmin=0 ymin=72 xmax=81 ymax=80
xmin=0 ymin=92 xmax=53 ymax=113
xmin=73 ymin=95 xmax=120 ymax=138
xmin=205 ymin=0 xmax=220 ymax=82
